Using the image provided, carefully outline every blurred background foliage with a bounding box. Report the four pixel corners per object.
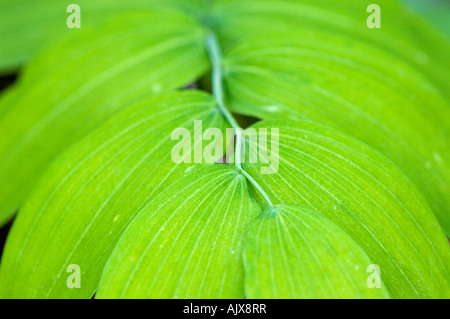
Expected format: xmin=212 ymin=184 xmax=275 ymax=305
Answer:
xmin=404 ymin=0 xmax=450 ymax=38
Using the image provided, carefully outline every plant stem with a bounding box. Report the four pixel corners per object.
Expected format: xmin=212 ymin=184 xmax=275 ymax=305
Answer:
xmin=240 ymin=169 xmax=273 ymax=207
xmin=204 ymin=31 xmax=273 ymax=207
xmin=205 ymin=34 xmax=240 ymax=126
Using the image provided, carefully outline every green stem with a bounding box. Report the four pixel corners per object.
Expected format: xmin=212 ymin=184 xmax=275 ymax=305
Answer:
xmin=240 ymin=169 xmax=273 ymax=207
xmin=205 ymin=33 xmax=240 ymax=127
xmin=204 ymin=31 xmax=273 ymax=207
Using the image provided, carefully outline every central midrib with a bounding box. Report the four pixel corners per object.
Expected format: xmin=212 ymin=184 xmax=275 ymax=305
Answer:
xmin=204 ymin=30 xmax=274 ymax=207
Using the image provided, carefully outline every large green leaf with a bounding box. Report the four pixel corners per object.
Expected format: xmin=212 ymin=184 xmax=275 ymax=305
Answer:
xmin=222 ymin=28 xmax=450 ymax=234
xmin=0 ymin=91 xmax=226 ymax=298
xmin=213 ymin=0 xmax=450 ymax=234
xmin=242 ymin=120 xmax=450 ymax=298
xmin=244 ymin=204 xmax=390 ymax=298
xmin=0 ymin=10 xmax=208 ymax=225
xmin=97 ymin=165 xmax=261 ymax=298
xmin=0 ymin=0 xmax=206 ymax=72
xmin=215 ymin=0 xmax=450 ymax=98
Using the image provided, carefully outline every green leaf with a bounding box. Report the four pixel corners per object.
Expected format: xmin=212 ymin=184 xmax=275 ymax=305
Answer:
xmin=97 ymin=165 xmax=261 ymax=298
xmin=0 ymin=0 xmax=206 ymax=72
xmin=0 ymin=91 xmax=226 ymax=298
xmin=215 ymin=0 xmax=450 ymax=98
xmin=242 ymin=120 xmax=450 ymax=298
xmin=214 ymin=0 xmax=450 ymax=234
xmin=0 ymin=10 xmax=208 ymax=225
xmin=244 ymin=204 xmax=390 ymax=298
xmin=222 ymin=28 xmax=450 ymax=234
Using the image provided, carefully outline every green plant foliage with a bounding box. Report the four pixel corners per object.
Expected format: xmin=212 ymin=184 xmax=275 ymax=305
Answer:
xmin=243 ymin=120 xmax=450 ymax=298
xmin=0 ymin=0 xmax=448 ymax=299
xmin=0 ymin=10 xmax=208 ymax=225
xmin=403 ymin=0 xmax=450 ymax=38
xmin=244 ymin=204 xmax=390 ymax=298
xmin=0 ymin=0 xmax=207 ymax=72
xmin=218 ymin=1 xmax=450 ymax=234
xmin=216 ymin=0 xmax=450 ymax=98
xmin=0 ymin=91 xmax=226 ymax=298
xmin=97 ymin=165 xmax=261 ymax=298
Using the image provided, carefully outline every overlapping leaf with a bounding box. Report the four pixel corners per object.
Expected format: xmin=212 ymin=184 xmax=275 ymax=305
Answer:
xmin=0 ymin=91 xmax=226 ymax=298
xmin=215 ymin=0 xmax=450 ymax=97
xmin=213 ymin=0 xmax=450 ymax=233
xmin=244 ymin=204 xmax=390 ymax=298
xmin=0 ymin=0 xmax=448 ymax=300
xmin=222 ymin=28 xmax=450 ymax=234
xmin=0 ymin=10 xmax=208 ymax=225
xmin=97 ymin=165 xmax=261 ymax=298
xmin=243 ymin=120 xmax=450 ymax=298
xmin=2 ymin=114 xmax=448 ymax=298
